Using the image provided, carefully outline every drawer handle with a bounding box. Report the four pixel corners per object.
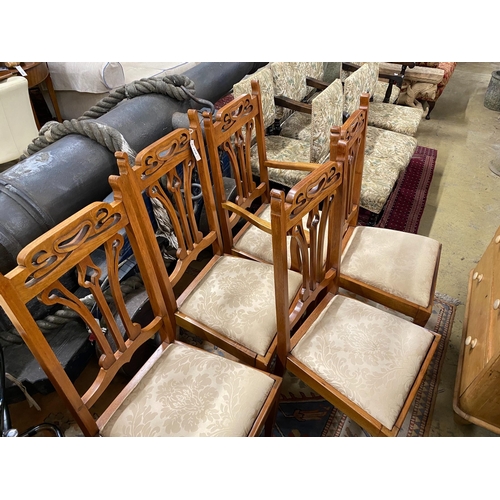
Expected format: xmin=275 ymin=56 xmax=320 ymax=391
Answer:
xmin=478 ymin=274 xmax=483 ymax=282
xmin=496 ymin=235 xmax=500 ymax=244
xmin=465 ymin=336 xmax=478 ymax=349
xmin=473 ymin=272 xmax=478 ymax=280
xmin=494 ymin=299 xmax=500 ymax=310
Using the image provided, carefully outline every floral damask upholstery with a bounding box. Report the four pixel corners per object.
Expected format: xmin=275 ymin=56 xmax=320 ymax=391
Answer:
xmin=100 ymin=342 xmax=276 ymax=437
xmin=365 ymin=126 xmax=417 ymax=171
xmin=269 ymin=62 xmax=324 ymax=121
xmin=233 ymin=66 xmax=276 ymax=129
xmin=359 ymin=155 xmax=400 ymax=214
xmin=344 ymin=63 xmax=423 ymax=136
xmin=234 ymin=205 xmax=290 ymax=266
xmin=178 ymin=255 xmax=303 ymax=357
xmin=368 ymin=102 xmax=422 ymax=136
xmin=291 ymin=294 xmax=434 ymax=430
xmin=372 ymin=80 xmax=400 ymax=104
xmin=341 ymin=226 xmax=441 ymax=307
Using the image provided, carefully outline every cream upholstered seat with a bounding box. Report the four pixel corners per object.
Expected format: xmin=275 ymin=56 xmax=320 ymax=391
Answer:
xmin=263 ymin=133 xmax=441 ymax=436
xmin=290 ymin=294 xmax=435 ymax=431
xmin=0 ymin=195 xmax=281 ymax=437
xmin=234 ymin=205 xmax=289 ymax=266
xmin=341 ymin=226 xmax=441 ymax=308
xmin=331 ymin=100 xmax=442 ymax=327
xmin=100 ymin=342 xmax=275 ymax=437
xmin=178 ymin=255 xmax=302 ymax=356
xmin=0 ymin=76 xmax=38 ymax=164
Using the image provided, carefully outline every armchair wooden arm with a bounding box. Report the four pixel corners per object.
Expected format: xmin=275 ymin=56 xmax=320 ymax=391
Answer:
xmin=274 ymin=95 xmax=312 ymax=114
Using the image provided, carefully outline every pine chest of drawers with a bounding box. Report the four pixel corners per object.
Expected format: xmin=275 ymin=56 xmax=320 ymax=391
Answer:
xmin=453 ymin=225 xmax=500 ymax=434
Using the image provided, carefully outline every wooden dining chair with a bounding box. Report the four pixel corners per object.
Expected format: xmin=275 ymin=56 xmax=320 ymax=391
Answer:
xmin=203 ymin=78 xmax=328 ymax=267
xmin=111 ymin=115 xmax=321 ymax=372
xmin=0 ymin=197 xmax=281 ymax=436
xmin=331 ymin=96 xmax=442 ymax=326
xmin=271 ymin=133 xmax=442 ymax=437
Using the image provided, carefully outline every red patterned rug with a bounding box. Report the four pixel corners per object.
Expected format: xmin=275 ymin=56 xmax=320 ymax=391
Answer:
xmin=358 ymin=146 xmax=437 ymax=233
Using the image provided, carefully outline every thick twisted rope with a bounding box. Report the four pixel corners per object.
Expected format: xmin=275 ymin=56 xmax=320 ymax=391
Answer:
xmin=82 ymin=73 xmax=195 ymax=119
xmin=6 ymin=75 xmax=195 ymax=344
xmin=20 ymin=120 xmax=137 ymax=162
xmin=19 ymin=74 xmax=196 ymax=161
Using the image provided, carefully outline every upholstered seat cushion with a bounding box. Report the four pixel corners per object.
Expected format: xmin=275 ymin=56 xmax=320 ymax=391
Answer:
xmin=372 ymin=80 xmax=400 ymax=104
xmin=178 ymin=255 xmax=303 ymax=356
xmin=279 ymin=112 xmax=312 ymax=140
xmin=291 ymin=294 xmax=434 ymax=430
xmin=341 ymin=226 xmax=441 ymax=307
xmin=359 ymin=155 xmax=401 ymax=214
xmin=365 ymin=126 xmax=417 ymax=172
xmin=368 ymin=102 xmax=423 ymax=136
xmin=234 ymin=205 xmax=326 ymax=268
xmin=234 ymin=205 xmax=289 ymax=266
xmin=100 ymin=342 xmax=275 ymax=436
xmin=251 ymin=136 xmax=310 ymax=188
xmin=232 ymin=66 xmax=276 ymax=129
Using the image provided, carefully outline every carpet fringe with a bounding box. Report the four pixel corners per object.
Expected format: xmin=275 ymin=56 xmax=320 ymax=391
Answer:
xmin=435 ymin=292 xmax=462 ymax=306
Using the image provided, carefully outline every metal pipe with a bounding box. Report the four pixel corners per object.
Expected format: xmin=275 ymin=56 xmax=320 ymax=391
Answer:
xmin=0 ymin=62 xmax=265 ymax=274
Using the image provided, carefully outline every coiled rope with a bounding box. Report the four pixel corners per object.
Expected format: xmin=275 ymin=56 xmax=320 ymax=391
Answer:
xmin=3 ymin=74 xmax=196 ymax=346
xmin=19 ymin=74 xmax=196 ymax=162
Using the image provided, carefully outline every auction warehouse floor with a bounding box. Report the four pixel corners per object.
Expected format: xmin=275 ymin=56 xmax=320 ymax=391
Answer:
xmin=5 ymin=62 xmax=500 ymax=438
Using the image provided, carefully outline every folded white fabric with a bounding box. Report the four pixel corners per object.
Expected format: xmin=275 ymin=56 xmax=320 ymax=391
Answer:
xmin=47 ymin=62 xmax=125 ymax=93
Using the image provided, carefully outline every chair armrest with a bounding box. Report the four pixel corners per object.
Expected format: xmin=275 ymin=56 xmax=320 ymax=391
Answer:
xmin=377 ymin=71 xmax=404 ymax=103
xmin=221 ymin=201 xmax=272 ymax=234
xmin=264 ymin=160 xmax=320 ymax=171
xmin=305 ymin=77 xmax=328 ymax=91
xmin=274 ymin=95 xmax=312 ymax=114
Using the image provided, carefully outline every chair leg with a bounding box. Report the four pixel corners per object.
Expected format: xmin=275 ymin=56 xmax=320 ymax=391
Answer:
xmin=425 ymin=101 xmax=436 ymax=120
xmin=414 ymin=307 xmax=431 ymax=327
xmin=264 ymin=397 xmax=280 ymax=437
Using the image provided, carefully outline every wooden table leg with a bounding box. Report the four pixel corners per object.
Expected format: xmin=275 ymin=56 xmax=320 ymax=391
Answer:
xmin=30 ymin=98 xmax=41 ymax=130
xmin=44 ymin=74 xmax=63 ymax=122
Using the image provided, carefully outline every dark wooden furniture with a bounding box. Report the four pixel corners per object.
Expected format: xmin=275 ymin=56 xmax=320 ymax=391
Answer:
xmin=453 ymin=225 xmax=500 ymax=434
xmin=0 ymin=62 xmax=62 ymax=128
